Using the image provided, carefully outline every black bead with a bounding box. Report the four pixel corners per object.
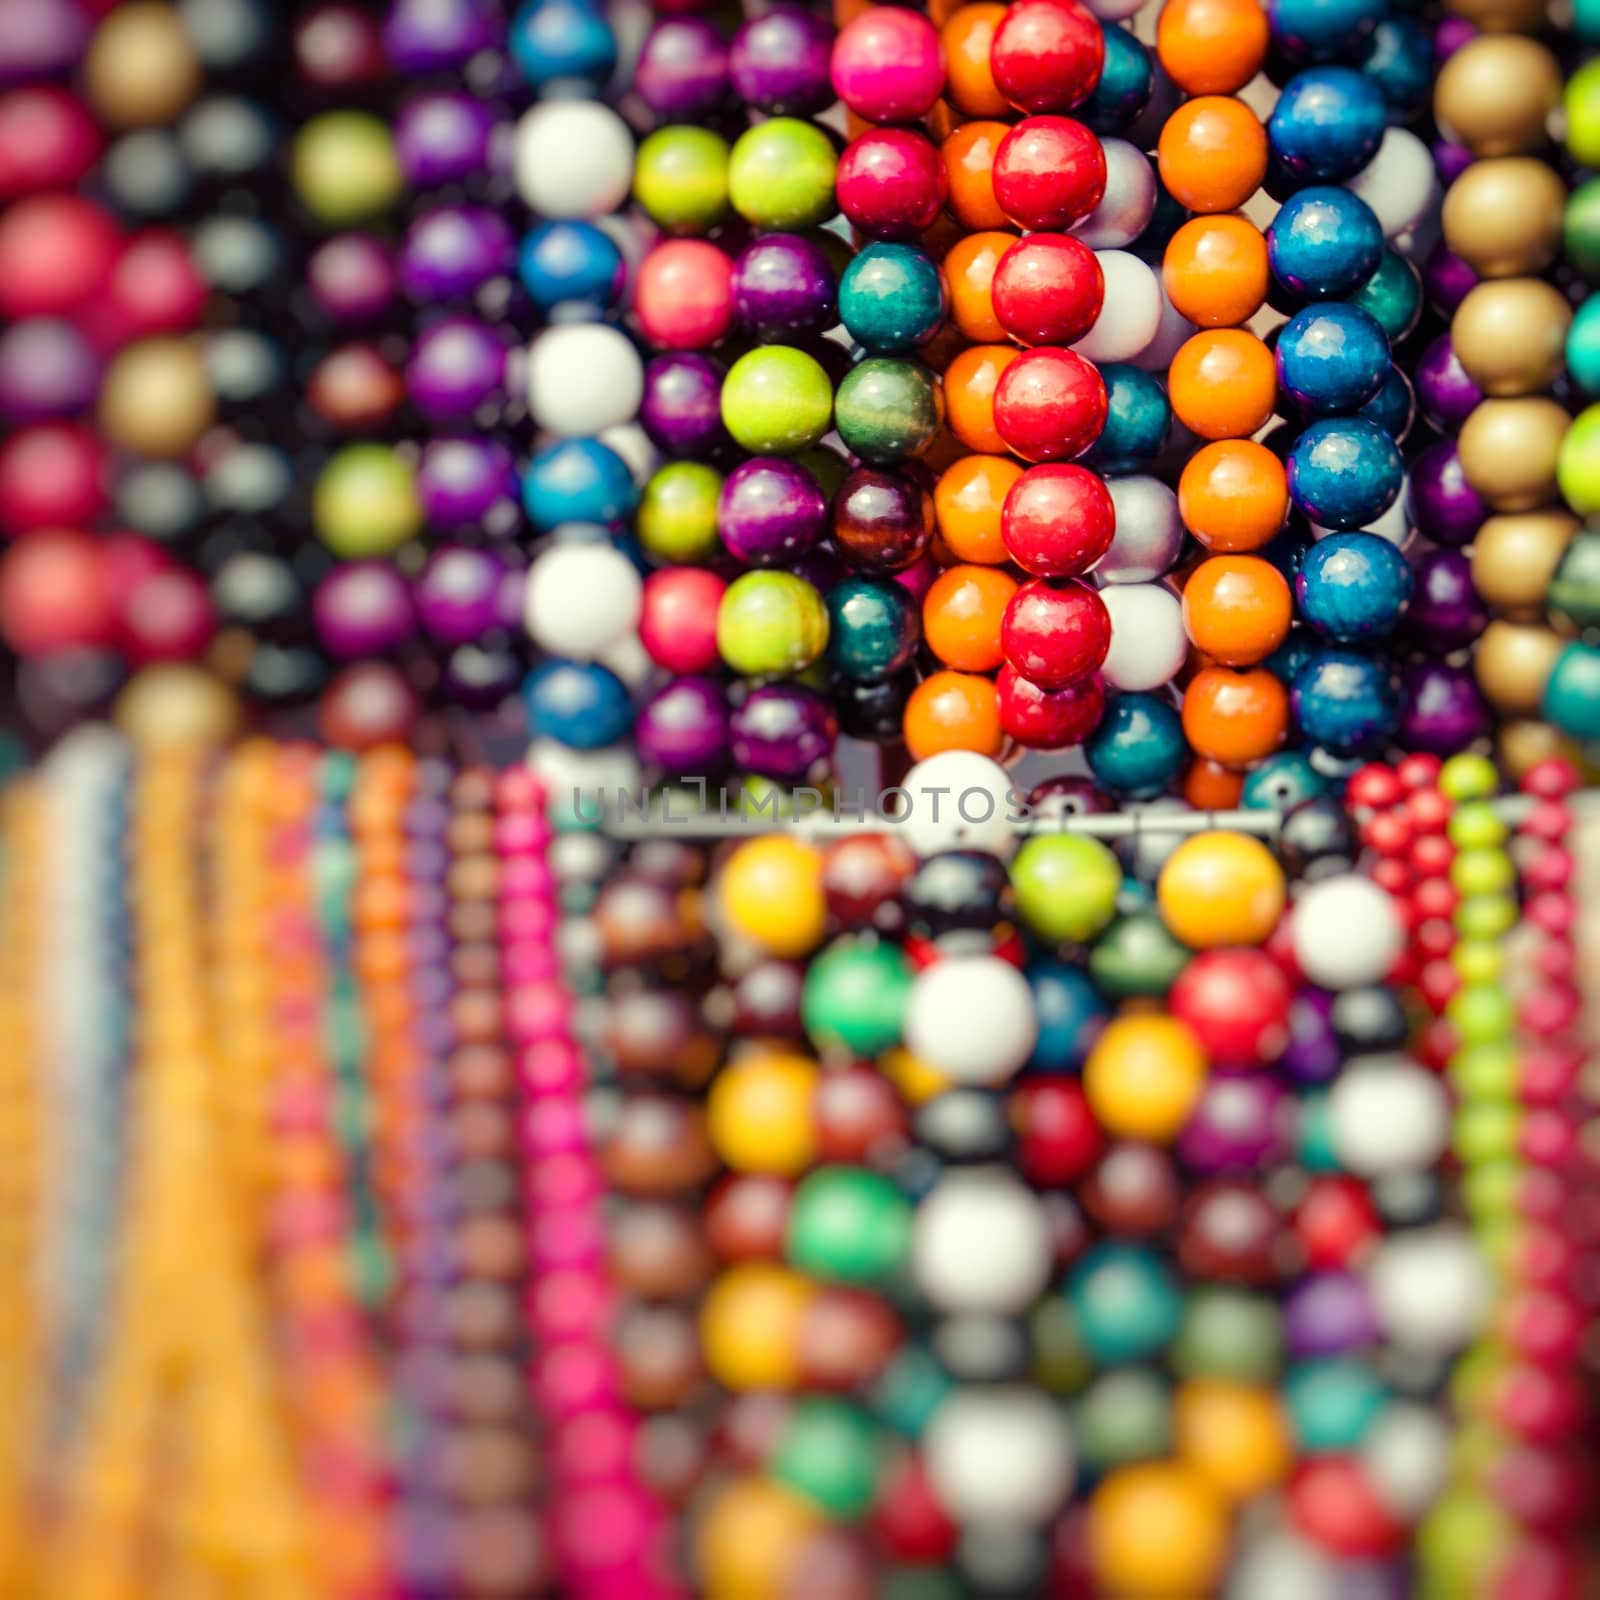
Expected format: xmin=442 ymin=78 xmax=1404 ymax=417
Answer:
xmin=1278 ymin=795 xmax=1359 ymax=879
xmin=902 ymin=849 xmax=1015 ymax=939
xmin=1330 ymin=985 xmax=1410 ymax=1055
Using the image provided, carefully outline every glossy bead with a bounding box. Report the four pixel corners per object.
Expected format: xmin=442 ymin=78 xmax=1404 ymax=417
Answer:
xmin=1268 ymin=66 xmax=1386 ymax=184
xmin=1086 ymin=691 xmax=1187 ymax=799
xmin=1297 ymin=533 xmax=1412 ymax=642
xmin=834 ymin=467 xmax=934 ymax=574
xmin=728 ymin=118 xmax=838 ymax=231
xmin=1157 ymin=97 xmax=1267 ymax=214
xmin=992 ymin=116 xmax=1107 ymax=232
xmin=717 ymin=572 xmax=829 ymax=678
xmin=1183 ymin=556 xmax=1291 ymax=666
xmin=1276 ymin=303 xmax=1389 ymax=419
xmin=834 ymin=358 xmax=941 ymax=466
xmin=830 ymin=6 xmax=944 ymax=124
xmin=935 ymin=455 xmax=1022 ymax=565
xmin=992 ymin=346 xmax=1107 ymax=462
xmin=922 ymin=565 xmax=1017 ymax=674
xmin=992 ymin=232 xmax=1103 ymax=347
xmin=836 ymin=128 xmax=947 ymax=241
xmin=1001 ymin=579 xmax=1109 ymax=689
xmin=1168 ymin=329 xmax=1275 ymax=440
xmin=1288 ymin=418 xmax=1403 ymax=531
xmin=1163 ymin=214 xmax=1268 ymax=330
xmin=730 ymin=8 xmax=834 ymax=116
xmin=903 ymin=670 xmax=1003 ymax=759
xmin=1291 ymin=649 xmax=1398 ymax=755
xmin=1088 ymin=364 xmax=1170 ymax=473
xmin=942 ymin=121 xmax=1009 ymax=232
xmin=1084 ymin=1016 xmax=1207 ymax=1142
xmin=1001 ymin=463 xmax=1115 ymax=577
xmin=838 ymin=242 xmax=942 ymax=354
xmin=721 ymin=347 xmax=833 ymax=455
xmin=1157 ymin=831 xmax=1286 ymax=949
xmin=1268 ymin=187 xmax=1384 ymax=301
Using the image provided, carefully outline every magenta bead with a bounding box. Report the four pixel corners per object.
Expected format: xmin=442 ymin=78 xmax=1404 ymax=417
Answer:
xmin=308 ymin=232 xmax=398 ymax=322
xmin=414 ymin=542 xmax=511 ymax=644
xmin=313 ymin=560 xmax=418 ymax=658
xmin=830 ymin=6 xmax=945 ymax=125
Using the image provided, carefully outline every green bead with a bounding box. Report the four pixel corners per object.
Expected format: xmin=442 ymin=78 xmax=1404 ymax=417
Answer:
xmin=1445 ymin=799 xmax=1506 ymax=849
xmin=801 ymin=937 xmax=912 ymax=1058
xmin=1446 ymin=982 xmax=1515 ymax=1046
xmin=1456 ymin=894 xmax=1517 ymax=942
xmin=313 ymin=444 xmax=422 ymax=557
xmin=787 ymin=1165 xmax=911 ymax=1285
xmin=1285 ymin=1358 xmax=1387 ymax=1453
xmin=1566 ymin=297 xmax=1600 ymax=397
xmin=632 ymin=125 xmax=730 ymax=234
xmin=1087 ymin=910 xmax=1191 ymax=999
xmin=638 ymin=461 xmax=723 ymax=562
xmin=1567 ymin=60 xmax=1600 ymax=167
xmin=1565 ymin=178 xmax=1600 ymax=282
xmin=1451 ymin=1418 xmax=1512 ymax=1484
xmin=1418 ymin=1491 xmax=1513 ymax=1600
xmin=769 ymin=1399 xmax=881 ymax=1519
xmin=882 ymin=1570 xmax=965 ymax=1600
xmin=1171 ymin=1289 xmax=1283 ymax=1384
xmin=1454 ymin=1100 xmax=1520 ymax=1167
xmin=1073 ymin=1370 xmax=1172 ymax=1472
xmin=728 ymin=119 xmax=838 ymax=230
xmin=1031 ymin=1298 xmax=1094 ymax=1396
xmin=1460 ymin=1158 xmax=1522 ymax=1221
xmin=1067 ymin=1243 xmax=1182 ymax=1365
xmin=736 ymin=775 xmax=834 ymax=820
xmin=1009 ymin=834 xmax=1122 ymax=945
xmin=1449 ymin=1342 xmax=1509 ymax=1418
xmin=1449 ymin=1041 xmax=1517 ymax=1102
xmin=834 ymin=358 xmax=942 ymax=464
xmin=1474 ymin=1216 xmax=1519 ymax=1276
xmin=874 ymin=1347 xmax=952 ymax=1437
xmin=1556 ymin=403 xmax=1600 ymax=519
xmin=1546 ymin=526 xmax=1600 ymax=633
xmin=1449 ymin=847 xmax=1514 ymax=899
xmin=1439 ymin=751 xmax=1499 ymax=802
xmin=1451 ymin=939 xmax=1503 ymax=988
xmin=293 ymin=111 xmax=403 ymax=225
xmin=1349 ymin=248 xmax=1421 ymax=343
xmin=717 ymin=571 xmax=830 ymax=677
xmin=721 ymin=347 xmax=834 ymax=455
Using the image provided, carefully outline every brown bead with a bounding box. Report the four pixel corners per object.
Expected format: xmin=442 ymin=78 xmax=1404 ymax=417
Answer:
xmin=718 ymin=1392 xmax=793 ymax=1471
xmin=1080 ymin=1142 xmax=1181 ymax=1237
xmin=307 ymin=343 xmax=404 ymax=430
xmin=1451 ymin=279 xmax=1571 ymax=397
xmin=447 ymin=1355 xmax=526 ymax=1424
xmin=319 ymin=662 xmax=420 ymax=751
xmin=1435 ymin=36 xmax=1560 ymax=157
xmin=85 ymin=2 xmax=202 ymax=128
xmin=1441 ymin=158 xmax=1565 ymax=279
xmin=599 ymin=1095 xmax=717 ymax=1194
xmin=449 ymin=900 xmax=500 ymax=944
xmin=610 ymin=1202 xmax=715 ymax=1298
xmin=1474 ymin=620 xmax=1564 ymax=714
xmin=1177 ymin=1179 xmax=1284 ymax=1285
xmin=617 ymin=1304 xmax=706 ymax=1409
xmin=455 ymin=1214 xmax=525 ymax=1280
xmin=450 ymin=988 xmax=502 ymax=1046
xmin=631 ymin=840 xmax=708 ymax=887
xmin=451 ymin=942 xmax=501 ymax=989
xmin=449 ymin=855 xmax=499 ymax=902
xmin=637 ymin=1414 xmax=712 ymax=1507
xmin=100 ymin=337 xmax=216 ymax=458
xmin=115 ymin=664 xmax=240 ymax=747
xmin=821 ymin=834 xmax=916 ymax=930
xmin=449 ymin=1103 xmax=516 ymax=1161
xmin=437 ymin=1427 xmax=538 ymax=1503
xmin=445 ymin=1282 xmax=521 ymax=1349
xmin=797 ymin=1287 xmax=901 ymax=1391
xmin=451 ymin=1043 xmax=515 ymax=1100
xmin=594 ymin=875 xmax=696 ymax=965
xmin=1457 ymin=396 xmax=1570 ymax=511
xmin=1498 ymin=719 xmax=1587 ymax=781
xmin=603 ymin=988 xmax=719 ymax=1084
xmin=1445 ymin=0 xmax=1549 ymax=30
xmin=449 ymin=1506 xmax=552 ymax=1595
xmin=728 ymin=959 xmax=807 ymax=1040
xmin=1471 ymin=510 xmax=1578 ymax=613
xmin=703 ymin=1174 xmax=793 ymax=1261
xmin=448 ymin=810 xmax=496 ymax=854
xmin=451 ymin=768 xmax=498 ymax=812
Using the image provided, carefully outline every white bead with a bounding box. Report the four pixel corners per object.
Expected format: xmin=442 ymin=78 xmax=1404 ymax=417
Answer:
xmin=1073 ymin=251 xmax=1163 ymax=364
xmin=1345 ymin=128 xmax=1438 ymax=241
xmin=1129 ymin=279 xmax=1196 ymax=373
xmin=895 ymin=751 xmax=1020 ymax=859
xmin=904 ymin=956 xmax=1038 ymax=1086
xmin=1072 ymin=141 xmax=1156 ymax=250
xmin=924 ymin=1387 xmax=1075 ymax=1526
xmin=523 ymin=542 xmax=643 ymax=658
xmin=1361 ymin=1402 xmax=1450 ymax=1523
xmin=526 ymin=739 xmax=639 ymax=826
xmin=1368 ymin=1225 xmax=1491 ymax=1353
xmin=1100 ymin=584 xmax=1186 ymax=691
xmin=513 ymin=101 xmax=634 ymax=219
xmin=527 ymin=323 xmax=643 ymax=437
xmin=1328 ymin=1056 xmax=1450 ymax=1177
xmin=1226 ymin=1532 xmax=1338 ymax=1600
xmin=913 ymin=1169 xmax=1052 ymax=1314
xmin=1084 ymin=0 xmax=1146 ymax=17
xmin=1099 ymin=474 xmax=1184 ymax=581
xmin=1290 ymin=874 xmax=1403 ymax=988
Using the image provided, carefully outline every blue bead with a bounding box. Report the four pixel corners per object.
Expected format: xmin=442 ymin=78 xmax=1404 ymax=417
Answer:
xmin=1085 ymin=692 xmax=1186 ymax=800
xmin=1291 ymin=648 xmax=1398 ymax=755
xmin=1081 ymin=24 xmax=1152 ymax=134
xmin=1357 ymin=366 xmax=1414 ymax=442
xmin=1025 ymin=959 xmax=1110 ymax=1073
xmin=1360 ymin=17 xmax=1432 ymax=123
xmin=1287 ymin=417 xmax=1402 ymax=530
xmin=1086 ymin=363 xmax=1170 ymax=472
xmin=1296 ymin=532 xmax=1413 ymax=643
xmin=518 ymin=221 xmax=625 ymax=311
xmin=1276 ymin=302 xmax=1390 ymax=418
xmin=523 ymin=437 xmax=638 ymax=531
xmin=838 ymin=242 xmax=945 ymax=355
xmin=1241 ymin=752 xmax=1327 ymax=811
xmin=510 ymin=0 xmax=617 ymax=88
xmin=1267 ymin=67 xmax=1387 ymax=184
xmin=1286 ymin=1359 xmax=1387 ymax=1452
xmin=1067 ymin=1245 xmax=1183 ymax=1365
xmin=1349 ymin=248 xmax=1421 ymax=344
xmin=1268 ymin=0 xmax=1387 ymax=63
xmin=522 ymin=659 xmax=634 ymax=748
xmin=1266 ymin=627 xmax=1317 ymax=687
xmin=1268 ymin=188 xmax=1384 ymax=302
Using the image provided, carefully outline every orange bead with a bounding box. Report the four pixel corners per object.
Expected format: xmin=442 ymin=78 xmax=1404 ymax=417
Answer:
xmin=934 ymin=454 xmax=1023 ymax=564
xmin=943 ymin=230 xmax=1015 ymax=343
xmin=1157 ymin=96 xmax=1267 ymax=213
xmin=1156 ymin=0 xmax=1270 ymax=96
xmin=903 ymin=669 xmax=1003 ymax=759
xmin=1163 ymin=213 xmax=1268 ymax=328
xmin=942 ymin=121 xmax=1010 ymax=232
xmin=943 ymin=344 xmax=1019 ymax=454
xmin=942 ymin=3 xmax=1010 ymax=118
xmin=1178 ymin=439 xmax=1288 ymax=551
xmin=1183 ymin=755 xmax=1245 ymax=808
xmin=1182 ymin=666 xmax=1289 ymax=765
xmin=1168 ymin=329 xmax=1276 ymax=441
xmin=922 ymin=563 xmax=1018 ymax=671
xmin=1182 ymin=556 xmax=1291 ymax=666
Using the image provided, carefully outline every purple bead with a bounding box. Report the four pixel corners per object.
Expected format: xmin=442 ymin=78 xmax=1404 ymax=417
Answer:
xmin=1283 ymin=1271 xmax=1379 ymax=1357
xmin=313 ymin=561 xmax=418 ymax=658
xmin=1397 ymin=660 xmax=1490 ymax=756
xmin=635 ymin=677 xmax=732 ymax=774
xmin=1176 ymin=1072 xmax=1291 ymax=1174
xmin=394 ymin=92 xmax=499 ymax=187
xmin=1281 ymin=987 xmax=1340 ymax=1085
xmin=1432 ymin=139 xmax=1474 ymax=187
xmin=399 ymin=205 xmax=514 ymax=300
xmin=640 ymin=353 xmax=727 ymax=458
xmin=440 ymin=641 xmax=522 ymax=708
xmin=730 ymin=684 xmax=837 ymax=781
xmin=308 ymin=233 xmax=398 ymax=322
xmin=0 ymin=317 xmax=99 ymax=422
xmin=729 ymin=8 xmax=835 ymax=116
xmin=405 ymin=317 xmax=509 ymax=420
xmin=1414 ymin=333 xmax=1483 ymax=435
xmin=634 ymin=16 xmax=730 ymax=120
xmin=415 ymin=544 xmax=509 ymax=644
xmin=732 ymin=233 xmax=837 ymax=340
xmin=1434 ymin=16 xmax=1477 ymax=61
xmin=1405 ymin=548 xmax=1486 ymax=652
xmin=1422 ymin=243 xmax=1476 ymax=317
xmin=417 ymin=438 xmax=519 ymax=525
xmin=718 ymin=457 xmax=828 ymax=565
xmin=790 ymin=544 xmax=846 ymax=595
xmin=1335 ymin=1564 xmax=1412 ymax=1600
xmin=382 ymin=0 xmax=502 ymax=71
xmin=1409 ymin=439 xmax=1486 ymax=548
xmin=0 ymin=0 xmax=89 ymax=84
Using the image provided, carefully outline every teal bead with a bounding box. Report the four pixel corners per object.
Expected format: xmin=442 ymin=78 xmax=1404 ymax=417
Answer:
xmin=1241 ymin=751 xmax=1327 ymax=811
xmin=1073 ymin=1370 xmax=1173 ymax=1472
xmin=874 ymin=1346 xmax=953 ymax=1437
xmin=1286 ymin=1359 xmax=1387 ymax=1453
xmin=1350 ymin=248 xmax=1422 ymax=344
xmin=786 ymin=1165 xmax=912 ymax=1284
xmin=1067 ymin=1243 xmax=1183 ymax=1365
xmin=1087 ymin=910 xmax=1191 ymax=999
xmin=1580 ymin=0 xmax=1600 ymax=43
xmin=801 ymin=936 xmax=912 ymax=1057
xmin=825 ymin=575 xmax=920 ymax=683
xmin=1086 ymin=363 xmax=1171 ymax=473
xmin=769 ymin=1399 xmax=882 ymax=1519
xmin=838 ymin=242 xmax=945 ymax=354
xmin=834 ymin=357 xmax=941 ymax=465
xmin=1297 ymin=1089 xmax=1340 ymax=1173
xmin=1568 ymin=297 xmax=1600 ymax=397
xmin=1172 ymin=1289 xmax=1284 ymax=1383
xmin=1547 ymin=527 xmax=1600 ymax=634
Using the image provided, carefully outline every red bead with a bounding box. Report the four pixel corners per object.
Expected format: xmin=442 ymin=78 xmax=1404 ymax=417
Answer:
xmin=1011 ymin=1077 xmax=1104 ymax=1187
xmin=318 ymin=662 xmax=420 ymax=751
xmin=813 ymin=1065 xmax=909 ymax=1165
xmin=1521 ymin=1043 xmax=1582 ymax=1107
xmin=1489 ymin=1536 xmax=1587 ymax=1600
xmin=1344 ymin=762 xmax=1402 ymax=812
xmin=1168 ymin=947 xmax=1292 ymax=1069
xmin=1000 ymin=577 xmax=1109 ymax=689
xmin=0 ymin=529 xmax=116 ymax=656
xmin=1404 ymin=786 xmax=1451 ymax=835
xmin=92 ymin=228 xmax=207 ymax=345
xmin=1523 ymin=847 xmax=1573 ymax=893
xmin=1395 ymin=751 xmax=1442 ymax=791
xmin=992 ymin=346 xmax=1107 ymax=462
xmin=639 ymin=567 xmax=725 ymax=673
xmin=1520 ymin=984 xmax=1581 ymax=1041
xmin=1501 ymin=1287 xmax=1585 ymax=1368
xmin=1515 ymin=1223 xmax=1579 ymax=1293
xmin=1413 ymin=916 xmax=1455 ymax=961
xmin=1489 ymin=1363 xmax=1588 ymax=1443
xmin=1521 ymin=758 xmax=1581 ymax=801
xmin=991 ymin=232 xmax=1104 ymax=346
xmin=1409 ymin=833 xmax=1454 ymax=878
xmin=0 ymin=87 xmax=102 ymax=199
xmin=1527 ymin=892 xmax=1574 ymax=938
xmin=1415 ymin=1016 xmax=1457 ymax=1073
xmin=1085 ymin=1142 xmax=1183 ymax=1237
xmin=835 ymin=128 xmax=948 ymax=241
xmin=1521 ymin=800 xmax=1572 ymax=844
xmin=830 ymin=7 xmax=947 ymax=124
xmin=0 ymin=421 xmax=107 ymax=535
xmin=1519 ymin=1107 xmax=1579 ymax=1168
xmin=997 ymin=664 xmax=1104 ymax=749
xmin=1533 ymin=939 xmax=1575 ymax=986
xmin=1369 ymin=857 xmax=1413 ymax=897
xmin=874 ymin=1456 xmax=958 ymax=1564
xmin=119 ymin=565 xmax=217 ymax=665
xmin=0 ymin=194 xmax=120 ymax=320
xmin=294 ymin=2 xmax=388 ymax=88
xmin=703 ymin=1174 xmax=792 ymax=1261
xmin=1289 ymin=1457 xmax=1406 ymax=1559
xmin=632 ymin=239 xmax=734 ymax=352
xmin=989 ymin=0 xmax=1105 ymax=113
xmin=1417 ymin=958 xmax=1459 ymax=1013
xmin=1360 ymin=809 xmax=1410 ymax=856
xmin=1411 ymin=876 xmax=1457 ymax=920
xmin=991 ymin=115 xmax=1106 ymax=231
xmin=1294 ymin=1176 xmax=1378 ymax=1271
xmin=1000 ymin=462 xmax=1114 ymax=576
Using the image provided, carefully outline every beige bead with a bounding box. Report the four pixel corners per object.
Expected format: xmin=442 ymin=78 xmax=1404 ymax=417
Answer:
xmin=1471 ymin=510 xmax=1578 ymax=614
xmin=1473 ymin=620 xmax=1564 ymax=714
xmin=99 ymin=338 xmax=216 ymax=460
xmin=1441 ymin=158 xmax=1566 ymax=279
xmin=1451 ymin=279 xmax=1571 ymax=396
xmin=1435 ymin=37 xmax=1560 ymax=156
xmin=84 ymin=3 xmax=201 ymax=130
xmin=115 ymin=665 xmax=240 ymax=748
xmin=1497 ymin=719 xmax=1587 ymax=783
xmin=1457 ymin=397 xmax=1570 ymax=512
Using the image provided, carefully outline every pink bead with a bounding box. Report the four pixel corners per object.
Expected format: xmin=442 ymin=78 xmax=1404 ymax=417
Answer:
xmin=500 ymin=895 xmax=558 ymax=943
xmin=1502 ymin=1287 xmax=1585 ymax=1368
xmin=554 ymin=1484 xmax=652 ymax=1574
xmin=1519 ymin=984 xmax=1580 ymax=1040
xmin=505 ymin=978 xmax=574 ymax=1045
xmin=1490 ymin=1536 xmax=1587 ymax=1600
xmin=1489 ymin=1444 xmax=1595 ymax=1535
xmin=1527 ymin=892 xmax=1574 ymax=937
xmin=525 ymin=1150 xmax=604 ymax=1210
xmin=519 ymin=1040 xmax=585 ymax=1096
xmin=496 ymin=766 xmax=548 ymax=811
xmin=1523 ymin=847 xmax=1573 ymax=892
xmin=1515 ymin=1224 xmax=1579 ymax=1294
xmin=547 ymin=1407 xmax=636 ymax=1486
xmin=502 ymin=939 xmax=559 ymax=987
xmin=527 ymin=1201 xmax=607 ymax=1271
xmin=532 ymin=1342 xmax=620 ymax=1419
xmin=830 ymin=6 xmax=945 ymax=124
xmin=528 ymin=1265 xmax=613 ymax=1342
xmin=523 ymin=1095 xmax=588 ymax=1157
xmin=1490 ymin=1363 xmax=1588 ymax=1443
xmin=1519 ymin=1108 xmax=1580 ymax=1168
xmin=495 ymin=808 xmax=552 ymax=855
xmin=500 ymin=853 xmax=557 ymax=900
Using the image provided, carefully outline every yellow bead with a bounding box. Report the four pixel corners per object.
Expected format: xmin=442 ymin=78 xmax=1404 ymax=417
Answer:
xmin=707 ymin=1051 xmax=819 ymax=1175
xmin=880 ymin=1046 xmax=952 ymax=1106
xmin=1174 ymin=1380 xmax=1291 ymax=1502
xmin=693 ymin=1476 xmax=821 ymax=1600
xmin=1089 ymin=1461 xmax=1230 ymax=1598
xmin=1084 ymin=1015 xmax=1209 ymax=1142
xmin=1156 ymin=831 xmax=1285 ymax=948
xmin=717 ymin=836 xmax=827 ymax=957
xmin=699 ymin=1263 xmax=815 ymax=1391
